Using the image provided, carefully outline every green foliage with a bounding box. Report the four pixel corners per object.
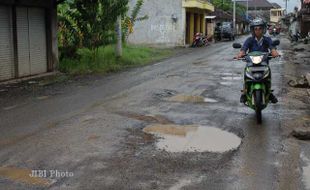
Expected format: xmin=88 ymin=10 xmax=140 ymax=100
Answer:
xmin=59 ymin=45 xmax=171 ymax=75
xmin=58 ymin=3 xmax=80 ymax=59
xmin=57 ymin=0 xmax=128 ymax=59
xmin=211 ymin=0 xmax=246 ymax=16
xmin=130 ymin=0 xmax=149 ymax=22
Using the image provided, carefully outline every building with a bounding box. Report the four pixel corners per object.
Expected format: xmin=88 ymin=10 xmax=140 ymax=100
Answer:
xmin=270 ymin=3 xmax=284 ymax=24
xmin=270 ymin=8 xmax=284 ymax=23
xmin=0 ymin=0 xmax=58 ymax=82
xmin=300 ymin=0 xmax=310 ymax=36
xmin=238 ymin=0 xmax=275 ymax=22
xmin=128 ymin=0 xmax=214 ymax=46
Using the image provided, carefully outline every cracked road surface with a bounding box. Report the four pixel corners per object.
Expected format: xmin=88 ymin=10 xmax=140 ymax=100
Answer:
xmin=0 ymin=35 xmax=309 ymax=190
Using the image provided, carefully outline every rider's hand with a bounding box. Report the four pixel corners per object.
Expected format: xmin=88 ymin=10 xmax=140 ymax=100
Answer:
xmin=271 ymin=50 xmax=280 ymax=58
xmin=236 ymin=51 xmax=245 ymax=59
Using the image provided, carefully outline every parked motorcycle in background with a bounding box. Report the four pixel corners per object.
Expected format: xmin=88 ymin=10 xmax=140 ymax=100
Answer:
xmin=290 ymin=31 xmax=301 ymax=42
xmin=192 ymin=33 xmax=209 ymax=47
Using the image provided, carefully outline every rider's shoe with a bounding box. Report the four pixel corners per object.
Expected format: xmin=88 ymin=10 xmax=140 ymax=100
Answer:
xmin=269 ymin=93 xmax=278 ymax=104
xmin=240 ymin=94 xmax=246 ymax=103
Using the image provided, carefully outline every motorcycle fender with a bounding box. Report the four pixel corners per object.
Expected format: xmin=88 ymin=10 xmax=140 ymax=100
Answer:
xmin=253 ymin=83 xmax=264 ymax=90
xmin=247 ymin=83 xmax=266 ymax=108
xmin=251 ymin=84 xmax=266 ymax=105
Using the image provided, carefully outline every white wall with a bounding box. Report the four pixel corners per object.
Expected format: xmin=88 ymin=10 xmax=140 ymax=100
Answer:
xmin=128 ymin=0 xmax=185 ymax=47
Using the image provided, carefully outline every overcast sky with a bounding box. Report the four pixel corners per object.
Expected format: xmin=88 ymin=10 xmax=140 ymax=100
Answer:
xmin=268 ymin=0 xmax=301 ymax=13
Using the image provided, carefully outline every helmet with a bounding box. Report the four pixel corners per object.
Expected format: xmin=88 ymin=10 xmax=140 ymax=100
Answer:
xmin=250 ymin=18 xmax=267 ymax=35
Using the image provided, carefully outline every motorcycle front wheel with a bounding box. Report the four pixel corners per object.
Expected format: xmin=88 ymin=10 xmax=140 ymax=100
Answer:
xmin=255 ymin=90 xmax=263 ymax=124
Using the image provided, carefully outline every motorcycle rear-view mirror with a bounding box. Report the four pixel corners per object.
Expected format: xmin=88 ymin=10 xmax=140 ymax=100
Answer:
xmin=233 ymin=43 xmax=242 ymax=49
xmin=272 ymin=39 xmax=280 ymax=46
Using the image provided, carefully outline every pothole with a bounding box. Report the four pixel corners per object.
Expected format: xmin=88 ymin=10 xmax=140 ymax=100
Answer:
xmin=116 ymin=112 xmax=173 ymax=124
xmin=192 ymin=61 xmax=206 ymax=65
xmin=166 ymin=95 xmax=218 ymax=103
xmin=0 ymin=167 xmax=54 ymax=187
xmin=143 ymin=124 xmax=241 ymax=153
xmin=221 ymin=72 xmax=242 ymax=76
xmin=292 ymin=127 xmax=310 ymax=140
xmin=153 ymin=89 xmax=178 ymax=99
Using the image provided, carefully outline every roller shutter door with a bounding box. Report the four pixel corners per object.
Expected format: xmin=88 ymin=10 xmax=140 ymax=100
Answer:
xmin=16 ymin=7 xmax=30 ymax=77
xmin=17 ymin=7 xmax=47 ymax=77
xmin=0 ymin=6 xmax=14 ymax=81
xmin=28 ymin=8 xmax=47 ymax=75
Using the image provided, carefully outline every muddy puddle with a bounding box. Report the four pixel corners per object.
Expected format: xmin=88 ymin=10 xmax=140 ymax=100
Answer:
xmin=0 ymin=167 xmax=53 ymax=186
xmin=143 ymin=124 xmax=241 ymax=153
xmin=166 ymin=95 xmax=218 ymax=103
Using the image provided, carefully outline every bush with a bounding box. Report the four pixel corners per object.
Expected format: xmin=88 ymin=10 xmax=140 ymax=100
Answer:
xmin=59 ymin=45 xmax=171 ymax=75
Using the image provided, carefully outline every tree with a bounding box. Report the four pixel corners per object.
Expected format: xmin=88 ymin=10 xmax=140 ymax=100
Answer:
xmin=69 ymin=0 xmax=128 ymax=51
xmin=58 ymin=0 xmax=128 ymax=60
xmin=115 ymin=16 xmax=122 ymax=58
xmin=123 ymin=0 xmax=148 ymax=41
xmin=211 ymin=0 xmax=246 ymax=15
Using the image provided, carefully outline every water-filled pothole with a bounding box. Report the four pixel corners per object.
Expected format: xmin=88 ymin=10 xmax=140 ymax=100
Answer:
xmin=221 ymin=76 xmax=243 ymax=80
xmin=143 ymin=124 xmax=241 ymax=153
xmin=166 ymin=95 xmax=218 ymax=103
xmin=220 ymin=82 xmax=234 ymax=86
xmin=0 ymin=167 xmax=53 ymax=186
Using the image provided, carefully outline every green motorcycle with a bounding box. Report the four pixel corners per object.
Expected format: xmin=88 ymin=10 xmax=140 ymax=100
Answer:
xmin=233 ymin=40 xmax=280 ymax=124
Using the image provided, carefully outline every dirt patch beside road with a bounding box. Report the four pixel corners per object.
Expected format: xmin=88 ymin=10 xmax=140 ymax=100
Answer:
xmin=278 ymin=38 xmax=310 ymax=189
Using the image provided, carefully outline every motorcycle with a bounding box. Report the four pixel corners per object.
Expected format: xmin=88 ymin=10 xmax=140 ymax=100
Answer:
xmin=303 ymin=32 xmax=310 ymax=44
xmin=192 ymin=33 xmax=209 ymax=47
xmin=290 ymin=31 xmax=301 ymax=42
xmin=271 ymin=28 xmax=277 ymax=37
xmin=232 ymin=40 xmax=280 ymax=124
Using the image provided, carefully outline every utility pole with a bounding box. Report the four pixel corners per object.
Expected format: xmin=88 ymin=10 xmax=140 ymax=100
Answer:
xmin=246 ymin=0 xmax=249 ymax=20
xmin=233 ymin=0 xmax=236 ymax=33
xmin=285 ymin=0 xmax=288 ymax=15
xmin=115 ymin=16 xmax=122 ymax=58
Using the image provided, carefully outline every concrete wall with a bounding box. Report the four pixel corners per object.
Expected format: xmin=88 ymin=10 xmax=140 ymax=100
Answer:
xmin=128 ymin=0 xmax=185 ymax=47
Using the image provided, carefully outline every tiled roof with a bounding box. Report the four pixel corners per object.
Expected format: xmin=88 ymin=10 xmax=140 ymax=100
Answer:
xmin=237 ymin=0 xmax=274 ymax=9
xmin=271 ymin=3 xmax=282 ymax=8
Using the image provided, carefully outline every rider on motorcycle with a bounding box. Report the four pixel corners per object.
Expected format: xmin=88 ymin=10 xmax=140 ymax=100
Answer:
xmin=236 ymin=18 xmax=279 ymax=104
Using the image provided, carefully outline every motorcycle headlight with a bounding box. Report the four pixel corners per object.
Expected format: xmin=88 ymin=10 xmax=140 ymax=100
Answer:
xmin=249 ymin=55 xmax=264 ymax=64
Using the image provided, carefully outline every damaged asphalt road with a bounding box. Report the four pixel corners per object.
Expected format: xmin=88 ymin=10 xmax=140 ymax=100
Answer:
xmin=0 ymin=35 xmax=309 ymax=190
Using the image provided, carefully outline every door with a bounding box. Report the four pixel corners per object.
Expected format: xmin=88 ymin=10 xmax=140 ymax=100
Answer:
xmin=28 ymin=8 xmax=47 ymax=75
xmin=0 ymin=6 xmax=14 ymax=81
xmin=16 ymin=7 xmax=47 ymax=77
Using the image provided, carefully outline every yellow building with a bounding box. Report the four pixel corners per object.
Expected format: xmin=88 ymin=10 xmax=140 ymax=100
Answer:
xmin=183 ymin=0 xmax=215 ymax=44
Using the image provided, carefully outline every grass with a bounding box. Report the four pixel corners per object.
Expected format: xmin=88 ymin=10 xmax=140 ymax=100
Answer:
xmin=59 ymin=44 xmax=172 ymax=75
